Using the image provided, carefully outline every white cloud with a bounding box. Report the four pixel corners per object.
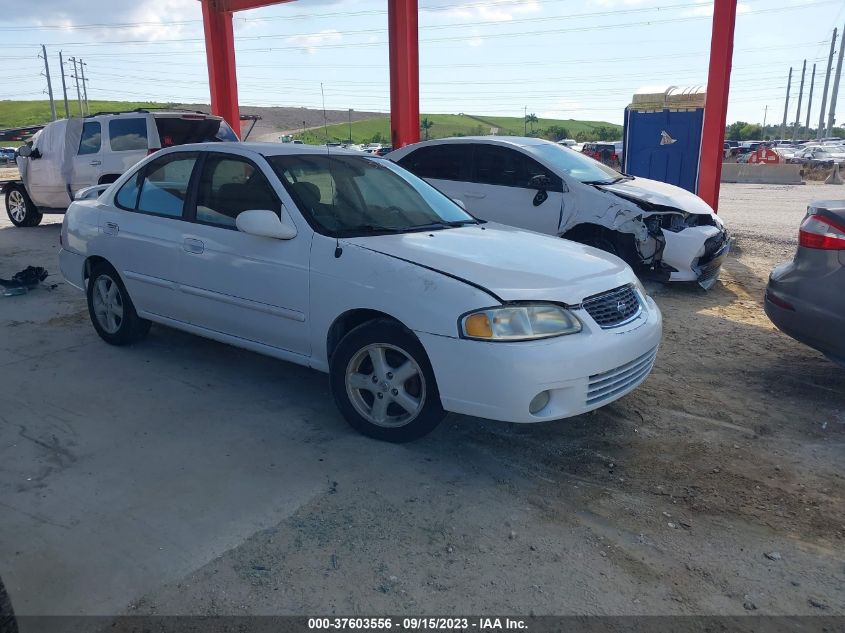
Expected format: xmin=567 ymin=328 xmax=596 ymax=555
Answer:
xmin=285 ymin=29 xmax=343 ymax=54
xmin=540 ymin=98 xmax=584 ymax=119
xmin=425 ymin=0 xmax=541 ymax=23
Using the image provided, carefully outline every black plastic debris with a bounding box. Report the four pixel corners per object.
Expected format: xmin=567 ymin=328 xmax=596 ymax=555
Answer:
xmin=1 ymin=266 xmax=48 ymax=296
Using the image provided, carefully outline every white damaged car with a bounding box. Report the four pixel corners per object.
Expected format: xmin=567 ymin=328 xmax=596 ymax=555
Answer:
xmin=59 ymin=142 xmax=662 ymax=442
xmin=389 ymin=137 xmax=730 ymax=289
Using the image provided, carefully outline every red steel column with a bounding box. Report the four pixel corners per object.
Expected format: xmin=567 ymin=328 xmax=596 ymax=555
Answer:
xmin=201 ymin=0 xmax=240 ymax=132
xmin=388 ymin=0 xmax=420 ymax=148
xmin=698 ymin=0 xmax=738 ymax=212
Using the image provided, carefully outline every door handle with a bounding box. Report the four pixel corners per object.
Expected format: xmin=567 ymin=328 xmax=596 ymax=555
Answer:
xmin=464 ymin=192 xmax=486 ymax=199
xmin=103 ymin=222 xmax=119 ymax=235
xmin=89 ymin=160 xmax=102 ymax=166
xmin=182 ymin=238 xmax=204 ymax=254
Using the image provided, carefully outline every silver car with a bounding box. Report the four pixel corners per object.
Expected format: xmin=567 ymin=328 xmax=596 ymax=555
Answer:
xmin=765 ymin=200 xmax=845 ymax=366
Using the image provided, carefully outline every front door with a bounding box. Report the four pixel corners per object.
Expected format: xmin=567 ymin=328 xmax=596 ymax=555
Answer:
xmin=177 ymin=153 xmax=311 ymax=357
xmin=70 ymin=120 xmax=104 ymax=195
xmin=465 ymin=144 xmax=564 ymax=236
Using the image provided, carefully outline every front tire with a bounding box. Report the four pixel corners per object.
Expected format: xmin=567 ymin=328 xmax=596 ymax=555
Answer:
xmin=330 ymin=319 xmax=446 ymax=442
xmin=86 ymin=262 xmax=151 ymax=345
xmin=5 ymin=185 xmax=42 ymax=227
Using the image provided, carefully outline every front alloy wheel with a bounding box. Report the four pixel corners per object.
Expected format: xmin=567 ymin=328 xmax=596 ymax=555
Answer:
xmin=345 ymin=343 xmax=426 ymax=428
xmin=5 ymin=186 xmax=42 ymax=227
xmin=330 ymin=319 xmax=445 ymax=442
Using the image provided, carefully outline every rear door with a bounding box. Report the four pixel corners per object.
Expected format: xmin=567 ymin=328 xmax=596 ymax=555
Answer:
xmin=395 ymin=143 xmax=474 ymax=203
xmin=176 ymin=152 xmax=311 ymax=356
xmin=103 ymin=117 xmax=151 ymax=180
xmin=99 ymin=151 xmax=198 ymax=319
xmin=464 ymin=144 xmax=564 ymax=235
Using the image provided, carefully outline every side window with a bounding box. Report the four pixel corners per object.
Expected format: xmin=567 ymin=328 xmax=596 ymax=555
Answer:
xmin=109 ymin=118 xmax=149 ymax=152
xmin=398 ymin=144 xmax=472 ymax=181
xmin=474 ymin=145 xmax=558 ymax=190
xmin=195 ymin=156 xmax=280 ymax=228
xmin=122 ymin=153 xmax=198 ymax=217
xmin=78 ymin=122 xmax=101 ymax=155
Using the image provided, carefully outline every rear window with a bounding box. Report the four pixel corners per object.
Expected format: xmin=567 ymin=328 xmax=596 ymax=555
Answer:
xmin=109 ymin=118 xmax=148 ymax=151
xmin=154 ymin=116 xmax=239 ymax=148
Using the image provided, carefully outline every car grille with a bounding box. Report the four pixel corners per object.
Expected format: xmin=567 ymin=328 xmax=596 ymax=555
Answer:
xmin=581 ymin=284 xmax=642 ymax=328
xmin=586 ymin=346 xmax=659 ymax=406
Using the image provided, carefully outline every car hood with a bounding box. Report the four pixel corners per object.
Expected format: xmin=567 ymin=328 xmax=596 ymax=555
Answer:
xmin=346 ymin=223 xmax=634 ymax=304
xmin=597 ymin=176 xmax=716 ymax=216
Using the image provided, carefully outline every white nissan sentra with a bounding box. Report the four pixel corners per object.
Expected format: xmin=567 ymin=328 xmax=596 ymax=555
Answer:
xmin=59 ymin=143 xmax=662 ymax=442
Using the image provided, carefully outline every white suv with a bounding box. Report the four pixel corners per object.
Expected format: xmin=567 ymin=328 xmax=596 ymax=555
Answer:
xmin=6 ymin=109 xmax=238 ymax=227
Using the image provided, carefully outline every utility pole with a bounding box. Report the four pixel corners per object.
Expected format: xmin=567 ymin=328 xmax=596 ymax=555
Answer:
xmin=39 ymin=44 xmax=57 ymax=121
xmin=826 ymin=21 xmax=845 ymax=138
xmin=804 ymin=63 xmax=816 ymax=137
xmin=348 ymin=108 xmax=353 ymax=143
xmin=58 ymin=50 xmax=69 ymax=118
xmin=762 ymin=105 xmax=768 ymax=132
xmin=79 ymin=59 xmax=89 ymax=115
xmin=780 ymin=67 xmax=792 ymax=140
xmin=817 ymin=28 xmax=837 ymax=139
xmin=792 ymin=59 xmax=806 ymax=141
xmin=524 ymin=105 xmax=527 ymax=135
xmin=68 ymin=56 xmax=82 ymax=116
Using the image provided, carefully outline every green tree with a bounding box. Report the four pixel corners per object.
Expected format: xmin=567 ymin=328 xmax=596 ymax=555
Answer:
xmin=420 ymin=117 xmax=434 ymax=141
xmin=543 ymin=125 xmax=570 ymax=141
xmin=525 ymin=113 xmax=539 ymax=134
xmin=739 ymin=123 xmax=762 ymax=140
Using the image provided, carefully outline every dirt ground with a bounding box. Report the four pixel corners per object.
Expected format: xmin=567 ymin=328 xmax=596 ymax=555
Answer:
xmin=0 ymin=182 xmax=843 ymax=618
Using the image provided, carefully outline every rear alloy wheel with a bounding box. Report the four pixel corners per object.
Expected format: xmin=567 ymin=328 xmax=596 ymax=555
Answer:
xmin=331 ymin=320 xmax=446 ymax=442
xmin=86 ymin=263 xmax=151 ymax=345
xmin=5 ymin=186 xmax=42 ymax=227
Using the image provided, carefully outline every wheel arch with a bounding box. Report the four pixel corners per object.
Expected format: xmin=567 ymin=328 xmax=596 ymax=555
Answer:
xmin=326 ymin=308 xmax=411 ymax=363
xmin=83 ymin=255 xmax=112 ymax=284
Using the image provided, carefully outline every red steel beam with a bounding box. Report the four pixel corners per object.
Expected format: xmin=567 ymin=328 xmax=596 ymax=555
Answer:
xmin=698 ymin=0 xmax=738 ymax=212
xmin=388 ymin=0 xmax=420 ymax=149
xmin=217 ymin=0 xmax=295 ymax=12
xmin=201 ymin=0 xmax=240 ymax=131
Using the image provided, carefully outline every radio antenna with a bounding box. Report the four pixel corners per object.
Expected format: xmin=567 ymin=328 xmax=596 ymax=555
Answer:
xmin=321 ymin=82 xmax=343 ymax=258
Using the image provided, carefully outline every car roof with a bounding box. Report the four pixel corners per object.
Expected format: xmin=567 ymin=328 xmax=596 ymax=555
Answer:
xmin=155 ymin=141 xmax=367 ymax=158
xmin=400 ymin=136 xmax=557 ymax=149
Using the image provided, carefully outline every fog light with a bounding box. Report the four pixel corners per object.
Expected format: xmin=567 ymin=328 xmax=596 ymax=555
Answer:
xmin=529 ymin=390 xmax=550 ymax=415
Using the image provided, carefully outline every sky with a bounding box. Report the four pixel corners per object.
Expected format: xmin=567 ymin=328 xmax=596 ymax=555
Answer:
xmin=2 ymin=0 xmax=845 ymax=127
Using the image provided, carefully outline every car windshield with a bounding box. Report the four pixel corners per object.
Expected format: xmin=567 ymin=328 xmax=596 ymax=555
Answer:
xmin=267 ymin=153 xmax=478 ymax=236
xmin=525 ymin=143 xmax=625 ymax=185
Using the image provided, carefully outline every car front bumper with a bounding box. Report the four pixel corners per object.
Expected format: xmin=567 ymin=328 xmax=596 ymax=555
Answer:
xmin=661 ymin=225 xmax=730 ymax=289
xmin=417 ymin=296 xmax=662 ymax=423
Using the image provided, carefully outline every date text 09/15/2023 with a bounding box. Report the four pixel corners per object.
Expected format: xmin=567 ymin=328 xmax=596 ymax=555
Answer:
xmin=307 ymin=617 xmax=528 ymax=630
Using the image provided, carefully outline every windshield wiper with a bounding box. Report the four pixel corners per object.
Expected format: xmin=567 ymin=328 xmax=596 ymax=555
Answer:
xmin=406 ymin=219 xmax=480 ymax=231
xmin=335 ymin=224 xmax=404 ymax=235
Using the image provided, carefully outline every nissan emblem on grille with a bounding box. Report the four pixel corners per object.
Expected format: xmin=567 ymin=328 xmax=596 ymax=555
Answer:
xmin=582 ymin=285 xmax=642 ymax=328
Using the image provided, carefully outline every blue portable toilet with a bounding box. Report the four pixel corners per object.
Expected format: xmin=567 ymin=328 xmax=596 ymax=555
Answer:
xmin=622 ymin=86 xmax=706 ymax=194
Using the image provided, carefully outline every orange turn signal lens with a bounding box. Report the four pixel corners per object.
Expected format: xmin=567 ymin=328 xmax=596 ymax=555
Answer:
xmin=464 ymin=313 xmax=493 ymax=338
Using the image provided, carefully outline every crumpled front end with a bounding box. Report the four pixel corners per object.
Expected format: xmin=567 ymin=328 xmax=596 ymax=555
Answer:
xmin=659 ymin=221 xmax=731 ymax=289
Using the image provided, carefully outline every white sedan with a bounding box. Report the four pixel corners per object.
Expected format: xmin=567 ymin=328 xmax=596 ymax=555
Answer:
xmin=389 ymin=137 xmax=731 ymax=290
xmin=59 ymin=143 xmax=662 ymax=442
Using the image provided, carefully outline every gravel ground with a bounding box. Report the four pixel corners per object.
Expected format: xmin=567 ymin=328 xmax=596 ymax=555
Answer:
xmin=0 ymin=182 xmax=843 ymax=619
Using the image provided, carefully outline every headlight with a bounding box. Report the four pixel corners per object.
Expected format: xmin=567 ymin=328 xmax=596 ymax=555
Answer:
xmin=461 ymin=304 xmax=581 ymax=341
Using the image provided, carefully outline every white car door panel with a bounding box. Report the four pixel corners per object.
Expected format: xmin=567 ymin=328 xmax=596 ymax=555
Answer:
xmin=70 ymin=120 xmax=104 ymax=195
xmin=101 ymin=151 xmax=198 ymax=319
xmin=177 ymin=224 xmax=311 ymax=356
xmin=175 ymin=154 xmax=311 ymax=356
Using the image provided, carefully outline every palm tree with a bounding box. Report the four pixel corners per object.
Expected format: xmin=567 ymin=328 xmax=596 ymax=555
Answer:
xmin=420 ymin=117 xmax=434 ymax=141
xmin=525 ymin=113 xmax=539 ymax=134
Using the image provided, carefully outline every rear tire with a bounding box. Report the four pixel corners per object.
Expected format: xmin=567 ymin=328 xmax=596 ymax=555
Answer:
xmin=330 ymin=319 xmax=446 ymax=442
xmin=5 ymin=185 xmax=42 ymax=227
xmin=86 ymin=262 xmax=151 ymax=346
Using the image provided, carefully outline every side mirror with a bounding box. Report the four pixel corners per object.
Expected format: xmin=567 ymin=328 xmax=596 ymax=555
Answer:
xmin=74 ymin=184 xmax=111 ymax=201
xmin=452 ymin=198 xmax=466 ymax=210
xmin=236 ymin=209 xmax=297 ymax=240
xmin=17 ymin=145 xmax=32 ymax=158
xmin=529 ymin=174 xmax=551 ymax=190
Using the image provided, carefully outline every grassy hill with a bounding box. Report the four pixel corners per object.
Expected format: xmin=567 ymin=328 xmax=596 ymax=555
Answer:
xmin=299 ymin=113 xmax=621 ymax=145
xmin=0 ymin=100 xmax=172 ymax=128
xmin=0 ymin=100 xmax=621 ymax=143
